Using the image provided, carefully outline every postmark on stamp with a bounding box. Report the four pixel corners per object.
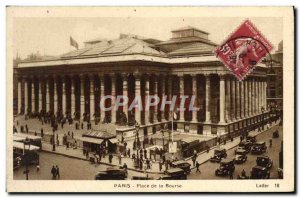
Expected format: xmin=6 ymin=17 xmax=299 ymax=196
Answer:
xmin=215 ymin=19 xmax=273 ymax=81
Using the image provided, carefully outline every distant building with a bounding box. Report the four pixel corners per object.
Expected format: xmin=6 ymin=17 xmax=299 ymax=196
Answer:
xmin=14 ymin=26 xmax=268 ymax=136
xmin=266 ymin=41 xmax=283 ymax=111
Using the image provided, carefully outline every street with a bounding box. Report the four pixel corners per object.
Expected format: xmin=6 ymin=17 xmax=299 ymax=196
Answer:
xmin=14 ymin=124 xmax=282 ymax=180
xmin=188 ymin=125 xmax=283 ymax=179
xmin=13 ymin=152 xmax=161 ymax=180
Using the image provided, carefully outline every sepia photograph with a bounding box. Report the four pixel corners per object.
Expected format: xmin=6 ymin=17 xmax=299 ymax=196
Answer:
xmin=6 ymin=6 xmax=294 ymax=192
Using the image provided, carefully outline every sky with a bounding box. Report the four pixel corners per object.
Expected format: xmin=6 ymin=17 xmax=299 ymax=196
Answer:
xmin=12 ymin=17 xmax=283 ymax=59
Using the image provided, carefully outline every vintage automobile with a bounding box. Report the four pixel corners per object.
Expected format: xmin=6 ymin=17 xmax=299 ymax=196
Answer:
xmin=132 ymin=175 xmax=154 ymax=180
xmin=234 ymin=149 xmax=248 ymax=164
xmin=273 ymin=130 xmax=279 ymax=138
xmin=215 ymin=159 xmax=235 ymax=176
xmin=237 ymin=141 xmax=252 ymax=153
xmin=210 ymin=148 xmax=227 ymax=163
xmin=250 ymin=166 xmax=270 ymax=179
xmin=95 ymin=167 xmax=128 ymax=180
xmin=246 ymin=134 xmax=257 ymax=144
xmin=159 ymin=168 xmax=187 ymax=180
xmin=251 ymin=142 xmax=267 ymax=154
xmin=170 ymin=160 xmax=191 ymax=174
xmin=256 ymin=156 xmax=273 ymax=169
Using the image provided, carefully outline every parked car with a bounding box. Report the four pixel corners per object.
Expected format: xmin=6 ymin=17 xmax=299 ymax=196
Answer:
xmin=170 ymin=160 xmax=191 ymax=174
xmin=215 ymin=159 xmax=235 ymax=176
xmin=251 ymin=142 xmax=267 ymax=154
xmin=132 ymin=175 xmax=154 ymax=180
xmin=250 ymin=166 xmax=270 ymax=179
xmin=95 ymin=167 xmax=128 ymax=180
xmin=246 ymin=134 xmax=257 ymax=144
xmin=256 ymin=156 xmax=273 ymax=169
xmin=159 ymin=168 xmax=187 ymax=180
xmin=234 ymin=149 xmax=248 ymax=164
xmin=210 ymin=148 xmax=227 ymax=163
xmin=237 ymin=141 xmax=252 ymax=153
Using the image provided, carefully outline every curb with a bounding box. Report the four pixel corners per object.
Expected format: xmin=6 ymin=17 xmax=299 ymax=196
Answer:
xmin=41 ymin=149 xmax=164 ymax=175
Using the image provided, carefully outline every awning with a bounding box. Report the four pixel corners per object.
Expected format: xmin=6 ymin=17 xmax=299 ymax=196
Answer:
xmin=13 ymin=135 xmax=26 ymax=142
xmin=80 ymin=136 xmax=104 ymax=145
xmin=109 ymin=138 xmax=118 ymax=144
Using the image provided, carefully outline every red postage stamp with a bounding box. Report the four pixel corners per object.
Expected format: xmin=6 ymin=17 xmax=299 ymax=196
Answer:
xmin=215 ymin=19 xmax=273 ymax=81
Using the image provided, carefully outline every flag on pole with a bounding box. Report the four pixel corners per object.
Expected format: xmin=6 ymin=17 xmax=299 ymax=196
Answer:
xmin=70 ymin=36 xmax=79 ymax=49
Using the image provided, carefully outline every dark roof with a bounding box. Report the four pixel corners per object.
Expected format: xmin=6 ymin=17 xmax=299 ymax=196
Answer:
xmin=83 ymin=130 xmax=116 ymax=139
xmin=60 ymin=37 xmax=166 ymax=59
xmin=171 ymin=26 xmax=209 ymax=34
xmin=156 ymin=36 xmax=217 ymax=46
xmin=168 ymin=42 xmax=215 ymax=57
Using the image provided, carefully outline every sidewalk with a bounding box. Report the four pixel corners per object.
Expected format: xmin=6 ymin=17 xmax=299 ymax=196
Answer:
xmin=40 ymin=121 xmax=279 ymax=174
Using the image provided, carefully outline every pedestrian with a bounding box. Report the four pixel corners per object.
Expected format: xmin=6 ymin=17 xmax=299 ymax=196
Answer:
xmin=41 ymin=128 xmax=44 ymax=137
xmin=51 ymin=165 xmax=57 ymax=179
xmin=123 ymin=163 xmax=128 ymax=171
xmin=71 ymin=132 xmax=74 ymax=139
xmin=36 ymin=164 xmax=40 ymax=172
xmin=86 ymin=151 xmax=89 ymax=159
xmin=127 ymin=148 xmax=131 ymax=157
xmin=159 ymin=161 xmax=163 ymax=172
xmin=109 ymin=153 xmax=113 ymax=164
xmin=192 ymin=156 xmax=196 ymax=167
xmin=81 ymin=122 xmax=84 ymax=129
xmin=56 ymin=165 xmax=60 ymax=179
xmin=195 ymin=161 xmax=201 ymax=173
xmin=132 ymin=153 xmax=136 ymax=161
xmin=118 ymin=153 xmax=122 ymax=165
xmin=146 ymin=159 xmax=151 ymax=169
xmin=229 ymin=170 xmax=234 ymax=179
xmin=165 ymin=160 xmax=169 ymax=171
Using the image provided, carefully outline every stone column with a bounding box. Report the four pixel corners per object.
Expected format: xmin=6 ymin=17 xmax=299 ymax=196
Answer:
xmin=245 ymin=80 xmax=249 ymax=117
xmin=153 ymin=76 xmax=158 ymax=122
xmin=225 ymin=77 xmax=231 ymax=122
xmin=205 ymin=74 xmax=211 ymax=123
xmin=256 ymin=80 xmax=259 ymax=114
xmin=135 ymin=75 xmax=141 ymax=124
xmin=80 ymin=76 xmax=85 ymax=119
xmin=18 ymin=78 xmax=22 ymax=114
xmin=53 ymin=78 xmax=58 ymax=114
xmin=38 ymin=78 xmax=42 ymax=112
xmin=122 ymin=74 xmax=128 ymax=122
xmin=264 ymin=80 xmax=267 ymax=108
xmin=62 ymin=78 xmax=67 ymax=115
xmin=240 ymin=81 xmax=245 ymax=118
xmin=31 ymin=79 xmax=35 ymax=113
xmin=219 ymin=75 xmax=225 ymax=123
xmin=100 ymin=75 xmax=105 ymax=122
xmin=45 ymin=78 xmax=50 ymax=112
xmin=235 ymin=81 xmax=240 ymax=120
xmin=192 ymin=75 xmax=198 ymax=122
xmin=24 ymin=79 xmax=28 ymax=114
xmin=161 ymin=76 xmax=166 ymax=121
xmin=71 ymin=77 xmax=76 ymax=117
xmin=89 ymin=76 xmax=95 ymax=120
xmin=167 ymin=76 xmax=172 ymax=121
xmin=231 ymin=78 xmax=236 ymax=121
xmin=144 ymin=75 xmax=150 ymax=125
xmin=111 ymin=75 xmax=116 ymax=124
xmin=252 ymin=79 xmax=255 ymax=115
xmin=179 ymin=75 xmax=185 ymax=121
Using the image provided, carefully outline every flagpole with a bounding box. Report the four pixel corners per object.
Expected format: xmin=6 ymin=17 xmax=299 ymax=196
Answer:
xmin=171 ymin=110 xmax=174 ymax=143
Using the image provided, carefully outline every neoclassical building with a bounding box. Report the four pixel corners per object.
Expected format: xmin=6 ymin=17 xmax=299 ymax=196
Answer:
xmin=14 ymin=26 xmax=268 ymax=136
